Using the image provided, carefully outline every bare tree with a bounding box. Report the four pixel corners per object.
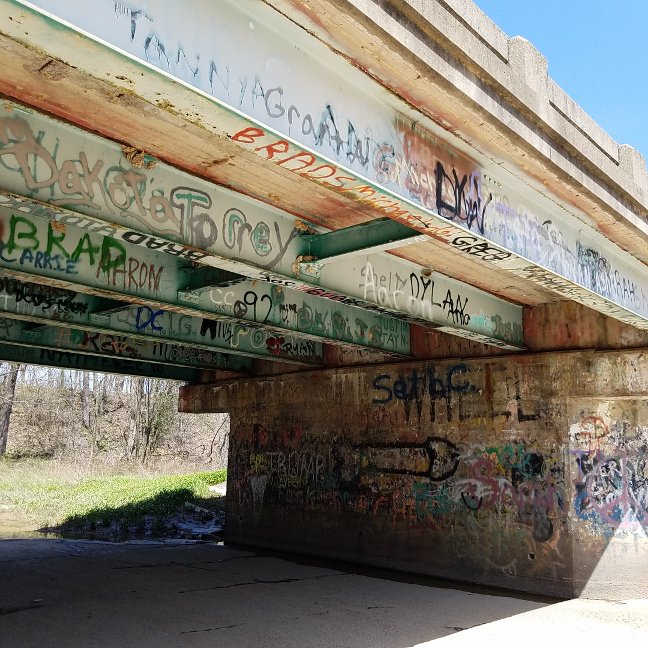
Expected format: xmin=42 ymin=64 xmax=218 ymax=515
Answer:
xmin=0 ymin=363 xmax=21 ymax=456
xmin=81 ymin=370 xmax=91 ymax=430
xmin=127 ymin=377 xmax=177 ymax=463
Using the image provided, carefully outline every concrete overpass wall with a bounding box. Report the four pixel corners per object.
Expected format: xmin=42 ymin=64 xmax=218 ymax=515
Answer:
xmin=181 ymin=349 xmax=648 ymax=598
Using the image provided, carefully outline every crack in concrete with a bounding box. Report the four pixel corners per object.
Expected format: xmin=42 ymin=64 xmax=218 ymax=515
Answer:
xmin=180 ymin=623 xmax=243 ymax=635
xmin=178 ymin=571 xmax=345 ymax=594
xmin=113 ymin=555 xmax=260 ymax=571
xmin=444 ymin=623 xmax=484 ymax=632
xmin=0 ymin=603 xmax=44 ymax=616
xmin=0 ymin=552 xmax=81 ymax=564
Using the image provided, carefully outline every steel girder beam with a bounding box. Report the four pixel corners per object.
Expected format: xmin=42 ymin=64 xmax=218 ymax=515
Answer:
xmin=0 ymin=203 xmax=404 ymax=356
xmin=298 ymin=254 xmax=523 ymax=348
xmin=0 ymin=340 xmax=203 ymax=381
xmin=0 ymin=315 xmax=253 ymax=374
xmin=301 ymin=218 xmax=429 ymax=262
xmin=2 ymin=0 xmax=644 ymax=334
xmin=0 ymin=100 xmax=523 ymax=349
xmin=0 ymin=271 xmax=322 ymax=365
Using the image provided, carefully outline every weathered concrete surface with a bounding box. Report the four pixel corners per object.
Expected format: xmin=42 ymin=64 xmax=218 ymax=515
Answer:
xmin=181 ymin=348 xmax=648 ymax=599
xmin=524 ymin=302 xmax=648 ymax=352
xmin=267 ymin=0 xmax=648 ymax=260
xmin=2 ymin=539 xmax=648 ymax=648
xmin=0 ymin=539 xmax=546 ymax=647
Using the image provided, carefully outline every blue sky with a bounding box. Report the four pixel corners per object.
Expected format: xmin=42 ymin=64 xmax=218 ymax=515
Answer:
xmin=473 ymin=1 xmax=648 ymax=162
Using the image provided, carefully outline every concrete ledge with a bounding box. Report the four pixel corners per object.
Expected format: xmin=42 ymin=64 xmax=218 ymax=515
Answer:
xmin=268 ymin=0 xmax=648 ymax=262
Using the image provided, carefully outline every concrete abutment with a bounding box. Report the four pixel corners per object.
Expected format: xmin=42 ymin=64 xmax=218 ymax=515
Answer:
xmin=181 ymin=348 xmax=648 ymax=599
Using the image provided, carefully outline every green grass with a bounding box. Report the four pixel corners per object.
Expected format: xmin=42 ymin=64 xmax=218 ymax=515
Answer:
xmin=0 ymin=459 xmax=226 ymax=530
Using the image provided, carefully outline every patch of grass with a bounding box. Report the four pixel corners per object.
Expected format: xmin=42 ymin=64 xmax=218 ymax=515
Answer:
xmin=0 ymin=459 xmax=226 ymax=529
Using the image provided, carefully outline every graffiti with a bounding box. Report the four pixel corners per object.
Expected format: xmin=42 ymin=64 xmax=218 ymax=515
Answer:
xmin=0 ymin=194 xmax=208 ymax=263
xmin=0 ymin=276 xmax=87 ymax=316
xmin=572 ymin=419 xmax=648 ymax=536
xmin=150 ymin=341 xmax=225 ymax=365
xmin=364 ymin=363 xmax=545 ymax=423
xmin=113 ymin=2 xmax=152 ymax=41
xmin=38 ymin=320 xmax=245 ymax=370
xmin=372 ymin=364 xmax=473 ymax=422
xmin=434 ymin=163 xmax=492 ymax=234
xmin=231 ymin=423 xmax=333 ymax=515
xmin=356 ymin=437 xmax=460 ymax=481
xmin=197 ymin=315 xmax=320 ymax=361
xmin=232 ymin=126 xmax=425 ymax=220
xmin=221 ymin=207 xmax=301 ymax=271
xmin=0 ymin=116 xmax=300 ymax=271
xmin=249 ymin=449 xmax=328 ymax=490
xmin=230 ymin=125 xmax=648 ymax=323
xmin=452 ymin=443 xmax=561 ymax=543
xmin=75 ymin=330 xmax=141 ymax=359
xmin=359 ymin=261 xmax=470 ymax=326
xmin=135 ymin=306 xmax=165 ymax=332
xmin=575 ymin=242 xmax=644 ymax=312
xmin=233 ymin=421 xmax=566 ymax=561
xmin=450 ymin=235 xmax=511 ymax=262
xmin=109 ymin=5 xmax=499 ymax=239
xmin=266 ymin=335 xmax=317 ymax=358
xmin=205 ymin=281 xmax=408 ymax=353
xmin=199 ymin=318 xmax=236 ymax=344
xmin=569 ymin=414 xmax=610 ymax=450
xmin=23 ymin=0 xmax=647 ymax=334
xmin=231 ymin=126 xmax=648 ymax=336
xmin=574 ymin=449 xmax=648 ymax=530
xmin=120 ymin=230 xmax=208 ymax=262
xmin=37 ymin=347 xmax=149 ymax=374
xmin=0 ymin=116 xmax=170 ymax=219
xmin=490 ymin=314 xmax=523 ymax=346
xmin=0 ymin=214 xmax=165 ymax=294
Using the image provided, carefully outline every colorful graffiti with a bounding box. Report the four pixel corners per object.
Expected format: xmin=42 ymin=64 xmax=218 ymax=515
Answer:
xmin=572 ymin=415 xmax=648 ymax=537
xmin=231 ymin=425 xmax=566 ymax=552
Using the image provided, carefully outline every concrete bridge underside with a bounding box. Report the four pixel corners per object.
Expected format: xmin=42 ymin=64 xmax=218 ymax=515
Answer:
xmin=0 ymin=0 xmax=647 ymax=598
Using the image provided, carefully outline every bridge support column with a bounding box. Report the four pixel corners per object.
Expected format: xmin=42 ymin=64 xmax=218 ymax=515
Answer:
xmin=181 ymin=349 xmax=647 ymax=598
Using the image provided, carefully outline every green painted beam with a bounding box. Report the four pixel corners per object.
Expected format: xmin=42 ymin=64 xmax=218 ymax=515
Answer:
xmin=0 ymin=207 xmax=327 ymax=363
xmin=0 ymin=341 xmax=202 ymax=382
xmin=183 ymin=267 xmax=247 ymax=291
xmin=303 ymin=218 xmax=428 ymax=262
xmin=0 ymin=205 xmax=407 ymax=356
xmin=0 ymin=317 xmax=253 ymax=374
xmin=178 ymin=279 xmax=409 ymax=354
xmin=0 ymin=273 xmax=321 ymax=365
xmin=0 ymin=103 xmax=524 ymax=351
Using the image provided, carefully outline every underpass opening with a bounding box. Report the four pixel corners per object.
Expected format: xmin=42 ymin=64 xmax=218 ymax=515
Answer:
xmin=0 ymin=361 xmax=230 ymax=543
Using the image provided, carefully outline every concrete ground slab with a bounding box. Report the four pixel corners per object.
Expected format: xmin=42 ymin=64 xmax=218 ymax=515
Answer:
xmin=1 ymin=539 xmax=647 ymax=647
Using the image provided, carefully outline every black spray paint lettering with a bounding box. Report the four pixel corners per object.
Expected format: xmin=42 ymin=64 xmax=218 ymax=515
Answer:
xmin=0 ymin=276 xmax=88 ymax=315
xmin=434 ymin=163 xmax=492 ymax=234
xmin=372 ymin=364 xmax=473 ymax=421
